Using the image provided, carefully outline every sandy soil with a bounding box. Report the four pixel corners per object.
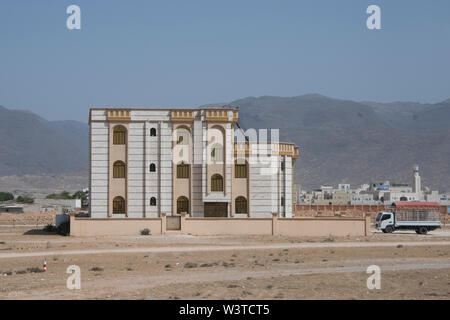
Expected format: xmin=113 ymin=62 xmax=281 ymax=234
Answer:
xmin=0 ymin=212 xmax=57 ymax=226
xmin=0 ymin=226 xmax=449 ymax=300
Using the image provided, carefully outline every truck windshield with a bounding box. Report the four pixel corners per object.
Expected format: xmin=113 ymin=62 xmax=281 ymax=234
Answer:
xmin=375 ymin=212 xmax=383 ymax=222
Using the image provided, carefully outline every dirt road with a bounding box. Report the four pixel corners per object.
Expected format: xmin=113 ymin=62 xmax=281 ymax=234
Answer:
xmin=1 ymin=240 xmax=450 ymax=259
xmin=1 ymin=226 xmax=449 ymax=299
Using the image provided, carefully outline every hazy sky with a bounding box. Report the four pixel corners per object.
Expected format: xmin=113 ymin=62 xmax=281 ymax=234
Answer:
xmin=1 ymin=0 xmax=449 ymax=122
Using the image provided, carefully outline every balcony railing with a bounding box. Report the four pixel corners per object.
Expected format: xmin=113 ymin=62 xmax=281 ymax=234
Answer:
xmin=205 ymin=110 xmax=230 ymax=122
xmin=171 ymin=111 xmax=196 ymax=121
xmin=107 ymin=110 xmax=131 ymax=121
xmin=233 ymin=142 xmax=299 ymax=158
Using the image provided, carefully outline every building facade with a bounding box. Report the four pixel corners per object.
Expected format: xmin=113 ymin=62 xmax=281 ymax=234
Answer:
xmin=89 ymin=108 xmax=299 ymax=219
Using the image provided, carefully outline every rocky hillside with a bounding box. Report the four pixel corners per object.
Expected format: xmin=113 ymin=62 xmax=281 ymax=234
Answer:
xmin=232 ymin=94 xmax=450 ymax=191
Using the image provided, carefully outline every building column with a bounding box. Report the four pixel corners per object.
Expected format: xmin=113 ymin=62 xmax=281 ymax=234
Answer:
xmin=272 ymin=212 xmax=279 ymax=235
xmin=161 ymin=212 xmax=166 ymax=234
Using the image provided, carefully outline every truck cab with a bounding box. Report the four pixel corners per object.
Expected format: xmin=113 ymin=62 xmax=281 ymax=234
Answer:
xmin=375 ymin=211 xmax=395 ymax=233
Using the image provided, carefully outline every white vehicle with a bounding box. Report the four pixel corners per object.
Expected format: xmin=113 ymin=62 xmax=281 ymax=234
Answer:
xmin=375 ymin=202 xmax=441 ymax=235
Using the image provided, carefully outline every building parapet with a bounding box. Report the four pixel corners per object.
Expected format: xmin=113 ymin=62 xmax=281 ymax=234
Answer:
xmin=171 ymin=110 xmax=196 ymax=122
xmin=233 ymin=142 xmax=299 ymax=158
xmin=205 ymin=109 xmax=237 ymax=122
xmin=106 ymin=109 xmax=131 ymax=121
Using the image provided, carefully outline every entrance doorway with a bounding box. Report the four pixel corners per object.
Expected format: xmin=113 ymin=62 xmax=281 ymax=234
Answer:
xmin=204 ymin=202 xmax=228 ymax=217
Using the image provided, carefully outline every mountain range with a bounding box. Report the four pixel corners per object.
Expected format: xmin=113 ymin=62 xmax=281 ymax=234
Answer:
xmin=0 ymin=106 xmax=88 ymax=176
xmin=0 ymin=94 xmax=449 ymax=192
xmin=233 ymin=94 xmax=450 ymax=192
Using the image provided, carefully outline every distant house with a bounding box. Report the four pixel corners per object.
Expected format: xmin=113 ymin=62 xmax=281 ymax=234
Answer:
xmin=0 ymin=205 xmax=24 ymax=213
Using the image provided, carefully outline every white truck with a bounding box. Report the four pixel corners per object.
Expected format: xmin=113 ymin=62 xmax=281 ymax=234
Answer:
xmin=375 ymin=202 xmax=441 ymax=235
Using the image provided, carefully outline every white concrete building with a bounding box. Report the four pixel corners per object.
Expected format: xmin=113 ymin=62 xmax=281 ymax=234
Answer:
xmin=89 ymin=108 xmax=299 ymax=218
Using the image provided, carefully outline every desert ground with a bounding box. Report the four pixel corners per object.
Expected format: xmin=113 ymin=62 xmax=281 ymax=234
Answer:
xmin=0 ymin=220 xmax=449 ymax=300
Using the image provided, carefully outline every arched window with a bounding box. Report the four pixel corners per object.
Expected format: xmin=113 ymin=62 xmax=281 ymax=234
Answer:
xmin=113 ymin=161 xmax=126 ymax=178
xmin=211 ymin=174 xmax=223 ymax=191
xmin=113 ymin=196 xmax=125 ymax=214
xmin=150 ymin=128 xmax=156 ymax=136
xmin=177 ymin=196 xmax=189 ymax=214
xmin=113 ymin=126 xmax=126 ymax=145
xmin=235 ymin=196 xmax=248 ymax=214
xmin=150 ymin=197 xmax=156 ymax=206
xmin=177 ymin=162 xmax=189 ymax=178
xmin=149 ymin=163 xmax=156 ymax=172
xmin=176 ymin=128 xmax=189 ymax=145
xmin=234 ymin=160 xmax=247 ymax=178
xmin=210 ymin=143 xmax=223 ymax=162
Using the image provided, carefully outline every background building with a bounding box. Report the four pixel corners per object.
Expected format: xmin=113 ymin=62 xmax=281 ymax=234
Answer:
xmin=298 ymin=166 xmax=448 ymax=206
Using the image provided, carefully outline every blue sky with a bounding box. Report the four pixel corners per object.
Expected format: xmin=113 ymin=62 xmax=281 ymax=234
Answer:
xmin=0 ymin=0 xmax=449 ymax=121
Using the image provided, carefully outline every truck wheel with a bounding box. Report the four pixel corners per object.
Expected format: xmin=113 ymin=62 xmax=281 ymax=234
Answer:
xmin=385 ymin=225 xmax=394 ymax=233
xmin=419 ymin=227 xmax=428 ymax=235
xmin=415 ymin=229 xmax=421 ymax=234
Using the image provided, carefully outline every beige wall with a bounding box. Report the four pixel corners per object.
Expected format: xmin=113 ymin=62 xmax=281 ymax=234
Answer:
xmin=70 ymin=214 xmax=370 ymax=237
xmin=184 ymin=218 xmax=272 ymax=235
xmin=231 ymin=158 xmax=249 ymax=216
xmin=207 ymin=163 xmax=224 ymax=194
xmin=206 ymin=124 xmax=226 ymax=194
xmin=108 ymin=123 xmax=128 ymax=217
xmin=172 ymin=124 xmax=193 ymax=215
xmin=70 ymin=217 xmax=162 ymax=236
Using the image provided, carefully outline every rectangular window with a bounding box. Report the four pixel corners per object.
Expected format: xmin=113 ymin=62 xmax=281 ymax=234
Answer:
xmin=211 ymin=175 xmax=223 ymax=191
xmin=113 ymin=131 xmax=125 ymax=145
xmin=113 ymin=165 xmax=125 ymax=178
xmin=177 ymin=164 xmax=189 ymax=178
xmin=235 ymin=197 xmax=248 ymax=214
xmin=235 ymin=164 xmax=247 ymax=178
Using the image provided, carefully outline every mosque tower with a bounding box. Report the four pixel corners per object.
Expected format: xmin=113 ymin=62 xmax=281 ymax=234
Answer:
xmin=413 ymin=165 xmax=421 ymax=197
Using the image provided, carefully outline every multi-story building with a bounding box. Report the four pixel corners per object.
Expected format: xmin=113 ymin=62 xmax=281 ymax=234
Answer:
xmin=88 ymin=108 xmax=299 ymax=219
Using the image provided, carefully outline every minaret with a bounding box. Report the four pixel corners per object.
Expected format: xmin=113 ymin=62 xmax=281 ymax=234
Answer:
xmin=413 ymin=165 xmax=421 ymax=198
